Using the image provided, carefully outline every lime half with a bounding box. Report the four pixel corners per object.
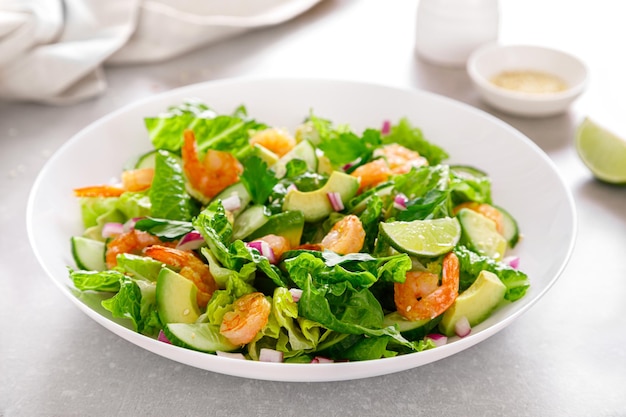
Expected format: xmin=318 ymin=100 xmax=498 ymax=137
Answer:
xmin=575 ymin=118 xmax=626 ymax=184
xmin=379 ymin=217 xmax=461 ymax=257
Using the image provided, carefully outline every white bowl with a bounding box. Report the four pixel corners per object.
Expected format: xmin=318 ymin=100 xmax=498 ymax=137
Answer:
xmin=467 ymin=44 xmax=588 ymax=117
xmin=27 ymin=78 xmax=576 ymax=382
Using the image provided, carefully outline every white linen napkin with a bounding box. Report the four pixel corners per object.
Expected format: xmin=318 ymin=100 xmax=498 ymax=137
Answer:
xmin=0 ymin=0 xmax=320 ymax=104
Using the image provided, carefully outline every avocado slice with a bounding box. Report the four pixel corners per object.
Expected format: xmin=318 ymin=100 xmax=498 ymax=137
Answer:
xmin=439 ymin=270 xmax=506 ymax=336
xmin=247 ymin=210 xmax=305 ymax=248
xmin=156 ymin=268 xmax=201 ymax=324
xmin=282 ymin=171 xmax=359 ymax=222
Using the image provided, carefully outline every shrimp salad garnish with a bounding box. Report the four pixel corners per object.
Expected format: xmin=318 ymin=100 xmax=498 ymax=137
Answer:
xmin=69 ymin=101 xmax=530 ymax=363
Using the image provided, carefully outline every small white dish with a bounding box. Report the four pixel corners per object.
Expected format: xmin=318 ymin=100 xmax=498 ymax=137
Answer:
xmin=467 ymin=44 xmax=588 ymax=117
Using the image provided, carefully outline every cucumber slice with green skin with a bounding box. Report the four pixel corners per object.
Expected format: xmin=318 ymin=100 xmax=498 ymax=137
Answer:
xmin=163 ymin=323 xmax=238 ymax=353
xmin=134 ymin=150 xmax=158 ymax=169
xmin=494 ymin=205 xmax=520 ymax=248
xmin=450 ymin=165 xmax=488 ymax=179
xmin=457 ymin=208 xmax=507 ymax=260
xmin=211 ymin=181 xmax=252 ymax=218
xmin=134 ymin=150 xmax=183 ymax=170
xmin=156 ymin=268 xmax=201 ymax=324
xmin=71 ymin=236 xmax=106 ymax=271
xmin=272 ymin=140 xmax=318 ymax=178
xmin=232 ymin=204 xmax=271 ymax=240
xmin=383 ymin=312 xmax=442 ymax=341
xmin=247 ymin=210 xmax=305 ymax=248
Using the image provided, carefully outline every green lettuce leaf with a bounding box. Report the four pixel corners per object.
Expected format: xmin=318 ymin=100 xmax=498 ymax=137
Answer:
xmin=454 ymin=245 xmax=530 ymax=301
xmin=149 ymin=150 xmax=195 ymax=221
xmin=69 ymin=269 xmax=124 ymax=292
xmin=116 ymin=191 xmax=152 ymax=220
xmin=449 ymin=171 xmax=493 ymax=205
xmin=144 ymin=101 xmax=265 ymax=158
xmin=78 ymin=197 xmax=120 ymax=229
xmin=134 ymin=217 xmax=194 ymax=241
xmin=115 ymin=254 xmax=164 ymax=282
xmin=101 ymin=276 xmax=161 ymax=335
xmin=284 ymin=253 xmax=416 ymax=350
xmin=382 ymin=118 xmax=449 ymax=165
xmin=240 ymin=156 xmax=278 ymax=206
xmin=393 ymin=165 xmax=450 ymax=200
xmin=144 ymin=100 xmax=213 ymax=152
xmin=358 ymin=194 xmax=383 ymax=252
xmin=194 ymin=202 xmax=287 ymax=289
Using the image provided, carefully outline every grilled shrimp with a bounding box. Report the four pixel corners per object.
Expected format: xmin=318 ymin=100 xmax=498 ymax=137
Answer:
xmin=394 ymin=252 xmax=459 ymax=320
xmin=143 ymin=245 xmax=217 ymax=308
xmin=220 ymin=292 xmax=271 ymax=346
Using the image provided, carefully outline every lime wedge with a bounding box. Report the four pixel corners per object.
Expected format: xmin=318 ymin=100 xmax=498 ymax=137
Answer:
xmin=379 ymin=217 xmax=461 ymax=257
xmin=575 ymin=118 xmax=626 ymax=184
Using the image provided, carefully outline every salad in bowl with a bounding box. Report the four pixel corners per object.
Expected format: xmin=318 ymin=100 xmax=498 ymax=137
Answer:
xmin=68 ymin=99 xmax=529 ymax=364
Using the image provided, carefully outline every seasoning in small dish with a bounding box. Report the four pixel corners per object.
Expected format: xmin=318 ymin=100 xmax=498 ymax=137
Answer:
xmin=490 ymin=70 xmax=568 ymax=94
xmin=467 ymin=44 xmax=588 ymax=117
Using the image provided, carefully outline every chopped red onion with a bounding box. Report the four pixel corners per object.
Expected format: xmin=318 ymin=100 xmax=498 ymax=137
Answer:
xmin=246 ymin=240 xmax=263 ymax=252
xmin=425 ymin=333 xmax=448 ymax=347
xmin=381 ymin=120 xmax=391 ymax=135
xmin=176 ymin=230 xmax=205 ymax=251
xmin=259 ymin=348 xmax=284 ymax=363
xmin=289 ymin=288 xmax=303 ymax=302
xmin=246 ymin=240 xmax=277 ymax=264
xmin=123 ymin=217 xmax=144 ymax=232
xmin=157 ymin=330 xmax=171 ymax=344
xmin=260 ymin=241 xmax=277 ymax=263
xmin=102 ymin=222 xmax=124 ymax=238
xmin=311 ymin=356 xmax=334 ymax=364
xmin=454 ymin=316 xmax=472 ymax=338
xmin=216 ymin=351 xmax=246 ymax=360
xmin=221 ymin=194 xmax=241 ymax=212
xmin=327 ymin=192 xmax=344 ymax=211
xmin=503 ymin=255 xmax=520 ymax=269
xmin=393 ymin=193 xmax=408 ymax=210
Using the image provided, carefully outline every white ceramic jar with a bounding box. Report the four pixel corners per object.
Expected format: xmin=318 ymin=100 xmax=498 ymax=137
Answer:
xmin=415 ymin=0 xmax=499 ymax=67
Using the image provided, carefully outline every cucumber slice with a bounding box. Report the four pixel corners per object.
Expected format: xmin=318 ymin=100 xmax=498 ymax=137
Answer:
xmin=457 ymin=208 xmax=507 ymax=260
xmin=71 ymin=236 xmax=106 ymax=271
xmin=383 ymin=311 xmax=442 ymax=341
xmin=211 ymin=181 xmax=252 ymax=218
xmin=494 ymin=205 xmax=520 ymax=248
xmin=450 ymin=165 xmax=488 ymax=179
xmin=232 ymin=204 xmax=271 ymax=240
xmin=272 ymin=140 xmax=318 ymax=178
xmin=383 ymin=311 xmax=431 ymax=332
xmin=163 ymin=323 xmax=238 ymax=353
xmin=134 ymin=150 xmax=158 ymax=169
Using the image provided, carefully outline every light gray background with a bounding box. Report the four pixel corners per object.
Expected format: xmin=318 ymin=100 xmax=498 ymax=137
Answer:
xmin=2 ymin=1 xmax=625 ymax=416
